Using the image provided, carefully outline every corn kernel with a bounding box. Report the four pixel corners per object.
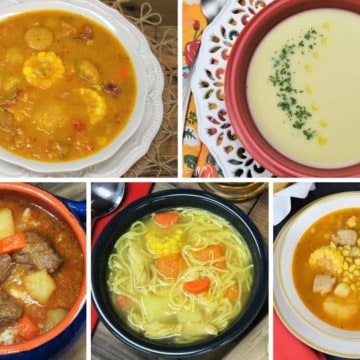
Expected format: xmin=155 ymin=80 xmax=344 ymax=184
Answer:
xmin=355 ymin=259 xmax=360 ymax=266
xmin=343 ymin=250 xmax=350 ymax=257
xmin=349 ymin=265 xmax=356 ymax=272
xmin=344 ymin=262 xmax=349 ymax=270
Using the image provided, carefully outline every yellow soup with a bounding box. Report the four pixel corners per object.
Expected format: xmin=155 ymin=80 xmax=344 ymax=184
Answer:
xmin=293 ymin=208 xmax=360 ymax=330
xmin=247 ymin=9 xmax=360 ymax=168
xmin=0 ymin=10 xmax=136 ymax=162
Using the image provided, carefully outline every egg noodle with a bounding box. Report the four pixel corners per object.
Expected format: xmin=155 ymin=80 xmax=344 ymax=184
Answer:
xmin=107 ymin=208 xmax=253 ymax=343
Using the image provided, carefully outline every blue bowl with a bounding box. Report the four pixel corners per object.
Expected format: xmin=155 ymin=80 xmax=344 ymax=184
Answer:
xmin=92 ymin=189 xmax=268 ymax=357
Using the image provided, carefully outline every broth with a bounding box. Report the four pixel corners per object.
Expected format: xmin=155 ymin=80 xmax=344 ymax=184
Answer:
xmin=107 ymin=208 xmax=253 ymax=344
xmin=293 ymin=208 xmax=360 ymax=330
xmin=0 ymin=10 xmax=136 ymax=162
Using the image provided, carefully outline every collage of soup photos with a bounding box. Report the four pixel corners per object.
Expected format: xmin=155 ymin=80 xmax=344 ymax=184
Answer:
xmin=1 ymin=0 xmax=360 ymax=360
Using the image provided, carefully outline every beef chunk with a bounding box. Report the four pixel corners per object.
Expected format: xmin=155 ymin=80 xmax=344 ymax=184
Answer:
xmin=12 ymin=232 xmax=63 ymax=273
xmin=0 ymin=254 xmax=13 ymax=283
xmin=0 ymin=289 xmax=23 ymax=326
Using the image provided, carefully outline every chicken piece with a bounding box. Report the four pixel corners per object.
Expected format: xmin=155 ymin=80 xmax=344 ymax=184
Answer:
xmin=332 ymin=229 xmax=357 ymax=246
xmin=312 ymin=274 xmax=335 ymax=294
xmin=349 ymin=246 xmax=360 ymax=257
xmin=323 ymin=297 xmax=357 ymax=320
xmin=333 ymin=283 xmax=351 ymax=298
xmin=25 ymin=27 xmax=53 ymax=50
xmin=182 ymin=323 xmax=218 ymax=336
xmin=77 ymin=88 xmax=106 ymax=125
xmin=308 ymin=246 xmax=344 ymax=275
xmin=128 ymin=242 xmax=149 ymax=287
xmin=346 ymin=216 xmax=357 ymax=228
xmin=23 ymin=51 xmax=64 ymax=89
xmin=12 ymin=231 xmax=63 ymax=274
xmin=0 ymin=289 xmax=23 ymax=326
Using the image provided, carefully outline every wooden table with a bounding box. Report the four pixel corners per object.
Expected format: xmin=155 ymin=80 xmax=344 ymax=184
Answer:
xmin=121 ymin=0 xmax=178 ymax=177
xmin=33 ymin=183 xmax=87 ymax=360
xmin=91 ymin=182 xmax=268 ymax=360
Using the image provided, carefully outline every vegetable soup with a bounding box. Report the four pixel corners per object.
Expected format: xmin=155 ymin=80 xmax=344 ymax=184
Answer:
xmin=293 ymin=208 xmax=360 ymax=330
xmin=0 ymin=195 xmax=84 ymax=345
xmin=107 ymin=208 xmax=253 ymax=344
xmin=0 ymin=10 xmax=136 ymax=162
xmin=247 ymin=9 xmax=360 ymax=168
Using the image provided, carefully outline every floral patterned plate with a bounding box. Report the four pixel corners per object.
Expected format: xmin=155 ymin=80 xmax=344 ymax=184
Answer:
xmin=191 ymin=0 xmax=273 ymax=178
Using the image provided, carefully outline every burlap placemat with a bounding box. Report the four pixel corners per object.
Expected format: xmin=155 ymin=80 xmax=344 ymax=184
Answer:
xmin=103 ymin=0 xmax=177 ymax=177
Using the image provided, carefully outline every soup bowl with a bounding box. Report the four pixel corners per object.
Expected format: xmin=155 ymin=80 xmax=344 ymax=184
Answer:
xmin=91 ymin=189 xmax=268 ymax=357
xmin=274 ymin=192 xmax=360 ymax=358
xmin=0 ymin=183 xmax=86 ymax=359
xmin=0 ymin=0 xmax=152 ymax=173
xmin=225 ymin=0 xmax=360 ymax=177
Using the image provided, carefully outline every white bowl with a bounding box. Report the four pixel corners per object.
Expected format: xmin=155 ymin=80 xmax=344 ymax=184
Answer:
xmin=274 ymin=192 xmax=360 ymax=358
xmin=0 ymin=0 xmax=150 ymax=173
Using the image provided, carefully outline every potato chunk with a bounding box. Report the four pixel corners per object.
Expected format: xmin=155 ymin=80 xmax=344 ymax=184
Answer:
xmin=43 ymin=309 xmax=67 ymax=331
xmin=0 ymin=208 xmax=15 ymax=240
xmin=76 ymin=60 xmax=101 ymax=86
xmin=323 ymin=297 xmax=358 ymax=320
xmin=24 ymin=270 xmax=56 ymax=305
xmin=334 ymin=283 xmax=351 ymax=298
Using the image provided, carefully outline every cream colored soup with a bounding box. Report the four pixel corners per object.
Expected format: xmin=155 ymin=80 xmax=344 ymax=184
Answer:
xmin=247 ymin=9 xmax=360 ymax=168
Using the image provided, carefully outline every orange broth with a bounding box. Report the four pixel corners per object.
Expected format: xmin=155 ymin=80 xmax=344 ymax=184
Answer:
xmin=0 ymin=10 xmax=136 ymax=162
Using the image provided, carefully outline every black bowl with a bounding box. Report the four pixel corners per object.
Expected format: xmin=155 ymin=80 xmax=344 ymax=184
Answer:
xmin=91 ymin=189 xmax=268 ymax=357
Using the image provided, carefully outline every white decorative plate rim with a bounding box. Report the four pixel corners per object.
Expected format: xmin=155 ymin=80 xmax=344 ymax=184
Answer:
xmin=274 ymin=192 xmax=360 ymax=358
xmin=0 ymin=0 xmax=164 ymax=176
xmin=191 ymin=0 xmax=273 ymax=178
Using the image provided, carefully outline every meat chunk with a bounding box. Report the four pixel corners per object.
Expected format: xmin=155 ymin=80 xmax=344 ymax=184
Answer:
xmin=0 ymin=254 xmax=13 ymax=283
xmin=0 ymin=289 xmax=23 ymax=326
xmin=313 ymin=274 xmax=336 ymax=294
xmin=332 ymin=229 xmax=357 ymax=245
xmin=12 ymin=232 xmax=62 ymax=273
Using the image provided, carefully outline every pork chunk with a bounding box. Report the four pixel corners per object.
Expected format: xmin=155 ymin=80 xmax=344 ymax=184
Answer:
xmin=0 ymin=289 xmax=23 ymax=326
xmin=12 ymin=232 xmax=62 ymax=273
xmin=332 ymin=229 xmax=357 ymax=246
xmin=0 ymin=254 xmax=13 ymax=283
xmin=313 ymin=274 xmax=336 ymax=294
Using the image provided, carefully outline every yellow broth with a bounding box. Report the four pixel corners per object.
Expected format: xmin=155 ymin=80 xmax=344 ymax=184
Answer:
xmin=0 ymin=10 xmax=136 ymax=162
xmin=293 ymin=208 xmax=360 ymax=330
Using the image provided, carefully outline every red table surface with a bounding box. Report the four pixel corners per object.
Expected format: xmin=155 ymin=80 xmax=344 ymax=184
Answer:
xmin=91 ymin=182 xmax=153 ymax=333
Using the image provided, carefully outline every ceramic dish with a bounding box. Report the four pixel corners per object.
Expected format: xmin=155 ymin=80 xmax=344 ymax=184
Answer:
xmin=274 ymin=192 xmax=360 ymax=358
xmin=0 ymin=183 xmax=86 ymax=359
xmin=0 ymin=0 xmax=162 ymax=174
xmin=92 ymin=189 xmax=268 ymax=357
xmin=225 ymin=0 xmax=360 ymax=177
xmin=190 ymin=0 xmax=272 ymax=178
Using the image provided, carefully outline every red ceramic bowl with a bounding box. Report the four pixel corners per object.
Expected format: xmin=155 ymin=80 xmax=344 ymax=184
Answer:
xmin=225 ymin=0 xmax=360 ymax=177
xmin=0 ymin=183 xmax=86 ymax=356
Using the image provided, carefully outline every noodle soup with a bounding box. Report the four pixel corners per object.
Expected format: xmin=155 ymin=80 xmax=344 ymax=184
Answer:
xmin=107 ymin=208 xmax=253 ymax=344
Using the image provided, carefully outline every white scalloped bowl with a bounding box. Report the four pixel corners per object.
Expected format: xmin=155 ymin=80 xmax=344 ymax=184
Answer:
xmin=0 ymin=0 xmax=148 ymax=173
xmin=274 ymin=192 xmax=360 ymax=358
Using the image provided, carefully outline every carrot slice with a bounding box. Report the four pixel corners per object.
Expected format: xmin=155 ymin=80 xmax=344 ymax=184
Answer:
xmin=0 ymin=232 xmax=26 ymax=255
xmin=154 ymin=212 xmax=179 ymax=227
xmin=115 ymin=295 xmax=128 ymax=308
xmin=195 ymin=245 xmax=226 ymax=269
xmin=183 ymin=277 xmax=211 ymax=294
xmin=156 ymin=253 xmax=186 ymax=279
xmin=224 ymin=284 xmax=239 ymax=304
xmin=18 ymin=315 xmax=40 ymax=341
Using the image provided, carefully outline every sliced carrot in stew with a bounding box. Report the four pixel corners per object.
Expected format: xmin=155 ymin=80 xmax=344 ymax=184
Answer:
xmin=0 ymin=232 xmax=26 ymax=254
xmin=156 ymin=253 xmax=186 ymax=279
xmin=224 ymin=284 xmax=239 ymax=305
xmin=18 ymin=315 xmax=40 ymax=340
xmin=195 ymin=245 xmax=226 ymax=269
xmin=183 ymin=277 xmax=211 ymax=294
xmin=154 ymin=212 xmax=179 ymax=227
